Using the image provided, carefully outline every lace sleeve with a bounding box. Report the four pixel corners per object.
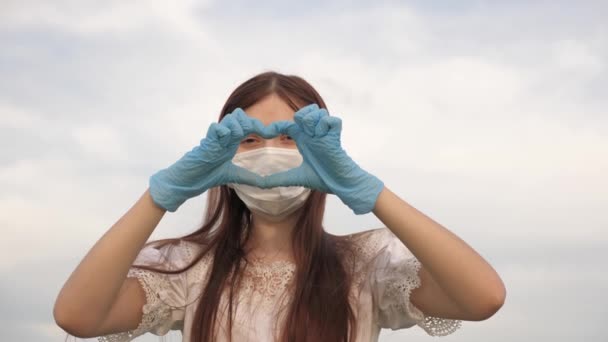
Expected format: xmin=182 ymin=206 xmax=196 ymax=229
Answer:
xmin=97 ymin=241 xmax=188 ymax=342
xmin=367 ymin=228 xmax=462 ymax=336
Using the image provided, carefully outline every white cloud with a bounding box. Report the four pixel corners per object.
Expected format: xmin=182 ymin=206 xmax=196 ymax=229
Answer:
xmin=0 ymin=103 xmax=42 ymax=127
xmin=553 ymin=39 xmax=605 ymax=73
xmin=1 ymin=1 xmax=607 ymax=340
xmin=71 ymin=122 xmax=129 ymax=162
xmin=0 ymin=0 xmax=212 ymax=35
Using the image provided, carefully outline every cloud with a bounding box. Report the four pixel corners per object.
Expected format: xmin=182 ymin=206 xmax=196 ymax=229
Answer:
xmin=0 ymin=0 xmax=212 ymax=35
xmin=1 ymin=1 xmax=606 ymax=341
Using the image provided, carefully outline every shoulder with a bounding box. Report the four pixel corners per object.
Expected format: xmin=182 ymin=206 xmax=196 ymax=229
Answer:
xmin=345 ymin=226 xmax=392 ymax=242
xmin=342 ymin=227 xmax=395 ymax=261
xmin=143 ymin=240 xmax=215 ymax=299
xmin=138 ymin=239 xmax=213 ymax=273
xmin=336 ymin=227 xmax=398 ymax=281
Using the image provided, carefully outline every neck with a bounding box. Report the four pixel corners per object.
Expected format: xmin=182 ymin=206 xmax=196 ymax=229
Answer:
xmin=245 ymin=209 xmax=301 ymax=261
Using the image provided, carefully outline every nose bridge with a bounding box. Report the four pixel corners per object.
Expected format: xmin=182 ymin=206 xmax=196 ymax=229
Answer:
xmin=263 ymin=136 xmax=282 ymax=147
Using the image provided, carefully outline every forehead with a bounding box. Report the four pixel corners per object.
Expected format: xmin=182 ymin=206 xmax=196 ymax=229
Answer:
xmin=243 ymin=94 xmax=296 ymax=126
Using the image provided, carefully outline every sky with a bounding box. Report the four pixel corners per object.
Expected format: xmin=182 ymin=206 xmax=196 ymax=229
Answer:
xmin=1 ymin=0 xmax=607 ymax=341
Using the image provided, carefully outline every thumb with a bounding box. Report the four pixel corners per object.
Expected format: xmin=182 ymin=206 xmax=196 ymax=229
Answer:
xmin=261 ymin=167 xmax=307 ymax=189
xmin=225 ymin=164 xmax=266 ymax=187
xmin=206 ymin=122 xmax=232 ymax=146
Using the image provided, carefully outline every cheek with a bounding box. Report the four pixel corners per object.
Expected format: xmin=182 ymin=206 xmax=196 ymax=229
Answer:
xmin=236 ymin=145 xmax=257 ymax=154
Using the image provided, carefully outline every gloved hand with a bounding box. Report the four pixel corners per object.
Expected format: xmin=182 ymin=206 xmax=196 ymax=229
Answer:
xmin=264 ymin=104 xmax=384 ymax=214
xmin=149 ymin=108 xmax=282 ymax=212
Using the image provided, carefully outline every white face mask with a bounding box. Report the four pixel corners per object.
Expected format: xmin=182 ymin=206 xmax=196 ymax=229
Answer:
xmin=227 ymin=147 xmax=311 ymax=221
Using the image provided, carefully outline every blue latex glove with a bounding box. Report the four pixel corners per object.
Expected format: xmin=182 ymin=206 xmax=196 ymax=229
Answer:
xmin=264 ymin=104 xmax=384 ymax=214
xmin=149 ymin=108 xmax=282 ymax=212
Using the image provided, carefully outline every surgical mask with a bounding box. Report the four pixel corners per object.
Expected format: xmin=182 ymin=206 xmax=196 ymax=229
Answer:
xmin=227 ymin=147 xmax=311 ymax=221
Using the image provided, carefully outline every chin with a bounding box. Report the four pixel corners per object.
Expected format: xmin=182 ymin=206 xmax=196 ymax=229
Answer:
xmin=250 ymin=207 xmax=303 ymax=223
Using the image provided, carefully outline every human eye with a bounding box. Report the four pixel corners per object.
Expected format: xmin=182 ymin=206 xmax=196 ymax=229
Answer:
xmin=279 ymin=134 xmax=296 ymax=147
xmin=240 ymin=135 xmax=260 ymax=145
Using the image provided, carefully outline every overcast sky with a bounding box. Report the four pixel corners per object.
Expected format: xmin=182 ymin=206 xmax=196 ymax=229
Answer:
xmin=1 ymin=1 xmax=607 ymax=341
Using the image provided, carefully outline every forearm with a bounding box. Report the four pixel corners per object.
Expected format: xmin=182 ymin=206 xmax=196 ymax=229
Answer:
xmin=372 ymin=186 xmax=506 ymax=315
xmin=54 ymin=188 xmax=166 ymax=329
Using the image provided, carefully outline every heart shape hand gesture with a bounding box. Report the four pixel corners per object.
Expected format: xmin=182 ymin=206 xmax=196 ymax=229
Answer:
xmin=149 ymin=104 xmax=384 ymax=214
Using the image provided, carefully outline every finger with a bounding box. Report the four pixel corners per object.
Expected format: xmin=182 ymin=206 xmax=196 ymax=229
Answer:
xmin=315 ymin=115 xmax=341 ymax=137
xmin=295 ymin=110 xmax=321 ymax=137
xmin=326 ymin=115 xmax=342 ymax=135
xmin=316 ymin=108 xmax=329 ymax=118
xmin=261 ymin=166 xmax=307 ymax=189
xmin=261 ymin=120 xmax=293 ymax=138
xmin=206 ymin=122 xmax=231 ymax=146
xmin=294 ymin=103 xmax=319 ymax=119
xmin=293 ymin=104 xmax=318 ymax=131
xmin=226 ymin=164 xmax=266 ymax=187
xmin=231 ymin=108 xmax=267 ymax=136
xmin=219 ymin=113 xmax=245 ymax=141
xmin=284 ymin=122 xmax=303 ymax=139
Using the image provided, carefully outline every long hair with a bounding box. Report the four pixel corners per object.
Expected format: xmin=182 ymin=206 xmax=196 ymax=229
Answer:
xmin=128 ymin=71 xmax=358 ymax=342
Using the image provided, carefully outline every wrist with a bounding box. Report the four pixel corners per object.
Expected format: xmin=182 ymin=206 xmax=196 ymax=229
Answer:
xmin=149 ymin=172 xmax=183 ymax=212
xmin=344 ymin=173 xmax=384 ymax=215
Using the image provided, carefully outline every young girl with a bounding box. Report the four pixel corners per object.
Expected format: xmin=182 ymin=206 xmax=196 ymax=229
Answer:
xmin=54 ymin=71 xmax=505 ymax=342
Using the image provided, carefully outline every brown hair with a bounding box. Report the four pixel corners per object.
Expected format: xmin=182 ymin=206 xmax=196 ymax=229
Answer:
xmin=130 ymin=71 xmax=358 ymax=342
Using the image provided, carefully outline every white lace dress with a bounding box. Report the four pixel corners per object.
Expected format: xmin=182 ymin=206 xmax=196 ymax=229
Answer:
xmin=97 ymin=227 xmax=462 ymax=341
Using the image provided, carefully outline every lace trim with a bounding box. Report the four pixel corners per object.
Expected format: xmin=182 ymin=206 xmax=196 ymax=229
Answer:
xmin=349 ymin=228 xmax=387 ymax=261
xmin=239 ymin=259 xmax=296 ymax=310
xmin=97 ymin=268 xmax=174 ymax=342
xmin=96 ymin=330 xmax=133 ymax=342
xmin=97 ymin=229 xmax=462 ymax=340
xmin=386 ymin=257 xmax=462 ymax=336
xmin=183 ymin=231 xmax=387 ymax=302
xmin=347 ymin=227 xmax=388 ymax=288
xmin=182 ymin=240 xmax=212 ymax=291
xmin=182 ymin=240 xmax=296 ymax=311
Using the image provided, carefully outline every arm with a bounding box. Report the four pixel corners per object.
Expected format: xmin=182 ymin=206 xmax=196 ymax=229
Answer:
xmin=53 ymin=188 xmax=166 ymax=336
xmin=372 ymin=186 xmax=506 ymax=321
xmin=53 ymin=110 xmax=271 ymax=337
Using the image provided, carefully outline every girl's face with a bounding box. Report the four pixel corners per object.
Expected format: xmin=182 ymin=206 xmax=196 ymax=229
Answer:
xmin=237 ymin=93 xmax=298 ymax=153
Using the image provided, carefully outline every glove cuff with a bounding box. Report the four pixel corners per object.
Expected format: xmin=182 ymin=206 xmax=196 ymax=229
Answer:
xmin=348 ymin=173 xmax=384 ymax=215
xmin=149 ymin=171 xmax=182 ymax=212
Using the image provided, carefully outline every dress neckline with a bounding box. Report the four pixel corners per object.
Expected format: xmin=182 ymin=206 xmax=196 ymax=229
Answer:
xmin=247 ymin=256 xmax=296 ymax=268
